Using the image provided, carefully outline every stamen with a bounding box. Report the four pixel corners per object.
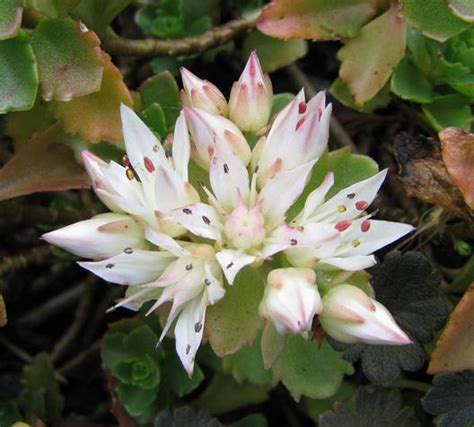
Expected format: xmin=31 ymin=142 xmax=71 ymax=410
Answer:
xmin=355 ymin=201 xmax=368 ymax=210
xmin=223 ymin=163 xmax=229 ymax=174
xmin=337 ymin=205 xmax=347 ymax=213
xmin=298 ymin=102 xmax=307 ymax=114
xmin=122 ymin=155 xmax=130 ymax=167
xmin=124 ymin=247 xmax=134 ymax=254
xmin=352 ymin=239 xmax=361 ymax=247
xmin=226 ymin=262 xmax=234 ymax=269
xmin=144 ymin=156 xmax=155 ymax=173
xmin=335 ymin=221 xmax=351 ymax=232
xmin=361 ymin=220 xmax=371 ymax=232
xmin=346 ymin=193 xmax=355 ymax=199
xmin=296 ymin=116 xmax=306 ymax=131
xmin=126 ymin=168 xmax=135 ymax=180
xmin=183 ymin=208 xmax=192 ymax=214
xmin=204 ymin=279 xmax=211 ymax=286
xmin=186 ymin=344 xmax=191 ymax=355
xmin=202 ymin=216 xmax=211 ymax=225
xmin=194 ymin=322 xmax=202 ymax=333
xmin=290 ymin=239 xmax=298 ymax=246
xmin=152 ymin=144 xmax=160 ymax=152
xmin=106 ymin=263 xmax=114 ymax=269
xmin=186 ymin=264 xmax=193 ymax=271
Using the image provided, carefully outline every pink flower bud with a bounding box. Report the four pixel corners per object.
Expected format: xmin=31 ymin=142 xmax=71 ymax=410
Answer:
xmin=180 ymin=68 xmax=228 ymax=116
xmin=229 ymin=51 xmax=273 ymax=133
xmin=319 ymin=285 xmax=412 ymax=345
xmin=259 ymin=268 xmax=321 ymax=334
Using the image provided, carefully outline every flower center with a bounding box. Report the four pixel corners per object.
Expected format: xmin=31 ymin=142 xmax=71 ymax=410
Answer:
xmin=224 ymin=202 xmax=266 ymax=250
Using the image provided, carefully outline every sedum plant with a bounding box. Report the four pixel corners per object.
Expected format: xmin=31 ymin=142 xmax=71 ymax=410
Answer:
xmin=43 ymin=52 xmax=414 ymax=378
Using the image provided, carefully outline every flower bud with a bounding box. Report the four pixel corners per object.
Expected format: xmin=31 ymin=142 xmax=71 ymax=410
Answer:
xmin=180 ymin=68 xmax=228 ymax=116
xmin=184 ymin=107 xmax=251 ymax=168
xmin=42 ymin=213 xmax=146 ymax=259
xmin=229 ymin=51 xmax=273 ymax=133
xmin=319 ymin=285 xmax=411 ymax=345
xmin=259 ymin=268 xmax=321 ymax=334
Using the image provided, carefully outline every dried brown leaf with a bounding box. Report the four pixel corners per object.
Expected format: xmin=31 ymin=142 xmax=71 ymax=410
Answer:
xmin=440 ymin=128 xmax=474 ymax=210
xmin=428 ymin=283 xmax=474 ymax=374
xmin=394 ymin=133 xmax=473 ymax=220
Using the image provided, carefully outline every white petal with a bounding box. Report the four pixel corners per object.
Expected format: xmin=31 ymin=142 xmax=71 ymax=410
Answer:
xmin=209 ymin=141 xmax=249 ymax=212
xmin=168 ymin=203 xmax=222 ymax=241
xmin=203 ymin=262 xmax=225 ymax=304
xmin=306 ymin=91 xmax=326 ymax=113
xmin=338 ymin=219 xmax=414 ymax=257
xmin=259 ymin=161 xmax=315 ymax=230
xmin=321 ymin=255 xmax=377 ymax=271
xmin=145 ymin=228 xmax=188 ymax=256
xmin=174 ymin=294 xmax=207 ymax=376
xmin=172 ymin=111 xmax=191 ymax=182
xmin=120 ymin=104 xmax=167 ymax=181
xmin=215 ymin=249 xmax=256 ymax=285
xmin=299 ymin=172 xmax=334 ymax=224
xmin=78 ymin=249 xmax=175 ymax=285
xmin=154 ymin=165 xmax=191 ymax=212
xmin=310 ymin=170 xmax=387 ymax=223
xmin=42 ymin=213 xmax=145 ymax=259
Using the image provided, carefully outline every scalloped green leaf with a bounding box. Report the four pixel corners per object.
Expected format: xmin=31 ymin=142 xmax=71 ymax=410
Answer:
xmin=421 ymin=94 xmax=473 ymax=131
xmin=31 ymin=18 xmax=104 ymax=102
xmin=447 ymin=0 xmax=474 ymax=22
xmin=0 ymin=0 xmax=22 ymax=40
xmin=273 ymin=337 xmax=353 ymax=401
xmin=400 ymin=0 xmax=470 ymax=42
xmin=391 ymin=57 xmax=434 ymax=103
xmin=242 ymin=31 xmax=308 ymax=73
xmin=205 ymin=267 xmax=264 ymax=357
xmin=257 ymin=0 xmax=383 ymax=41
xmin=25 ymin=0 xmax=81 ymax=17
xmin=0 ymin=31 xmax=38 ymax=114
xmin=338 ymin=3 xmax=406 ymax=106
xmin=23 ymin=353 xmax=64 ymax=419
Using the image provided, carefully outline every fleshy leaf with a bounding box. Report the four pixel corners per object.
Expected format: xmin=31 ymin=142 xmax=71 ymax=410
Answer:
xmin=257 ymin=0 xmax=382 ymax=41
xmin=400 ymin=0 xmax=470 ymax=42
xmin=330 ymin=78 xmax=390 ymax=113
xmin=116 ymin=383 xmax=157 ymax=416
xmin=0 ymin=0 xmax=22 ymax=40
xmin=191 ymin=374 xmax=270 ymax=415
xmin=439 ymin=128 xmax=474 ymax=210
xmin=31 ymin=18 xmax=104 ymax=102
xmin=205 ymin=267 xmax=264 ymax=357
xmin=329 ymin=251 xmax=448 ymax=384
xmin=73 ymin=0 xmax=132 ymax=31
xmin=421 ymin=94 xmax=472 ymax=132
xmin=390 ymin=57 xmax=434 ymax=103
xmin=272 ymin=337 xmax=353 ymax=401
xmin=242 ymin=31 xmax=308 ymax=73
xmin=447 ymin=0 xmax=474 ymax=22
xmin=422 ymin=371 xmax=474 ymax=427
xmin=139 ymin=71 xmax=181 ymax=130
xmin=53 ymin=52 xmax=133 ymax=143
xmin=261 ymin=320 xmax=286 ymax=370
xmin=338 ymin=3 xmax=406 ymax=106
xmin=319 ymin=386 xmax=419 ymax=426
xmin=222 ymin=333 xmax=272 ymax=386
xmin=0 ymin=124 xmax=89 ymax=201
xmin=428 ymin=283 xmax=474 ymax=374
xmin=0 ymin=31 xmax=39 ymax=113
xmin=164 ymin=355 xmax=204 ymax=398
xmin=23 ymin=353 xmax=64 ymax=419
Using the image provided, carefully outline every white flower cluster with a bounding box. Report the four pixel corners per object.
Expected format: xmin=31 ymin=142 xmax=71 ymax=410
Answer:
xmin=43 ymin=52 xmax=413 ymax=375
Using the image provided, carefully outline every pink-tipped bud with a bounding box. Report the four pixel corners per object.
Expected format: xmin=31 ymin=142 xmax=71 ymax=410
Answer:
xmin=180 ymin=68 xmax=228 ymax=116
xmin=42 ymin=213 xmax=146 ymax=259
xmin=229 ymin=51 xmax=273 ymax=133
xmin=259 ymin=268 xmax=322 ymax=334
xmin=183 ymin=107 xmax=251 ymax=169
xmin=319 ymin=285 xmax=412 ymax=345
